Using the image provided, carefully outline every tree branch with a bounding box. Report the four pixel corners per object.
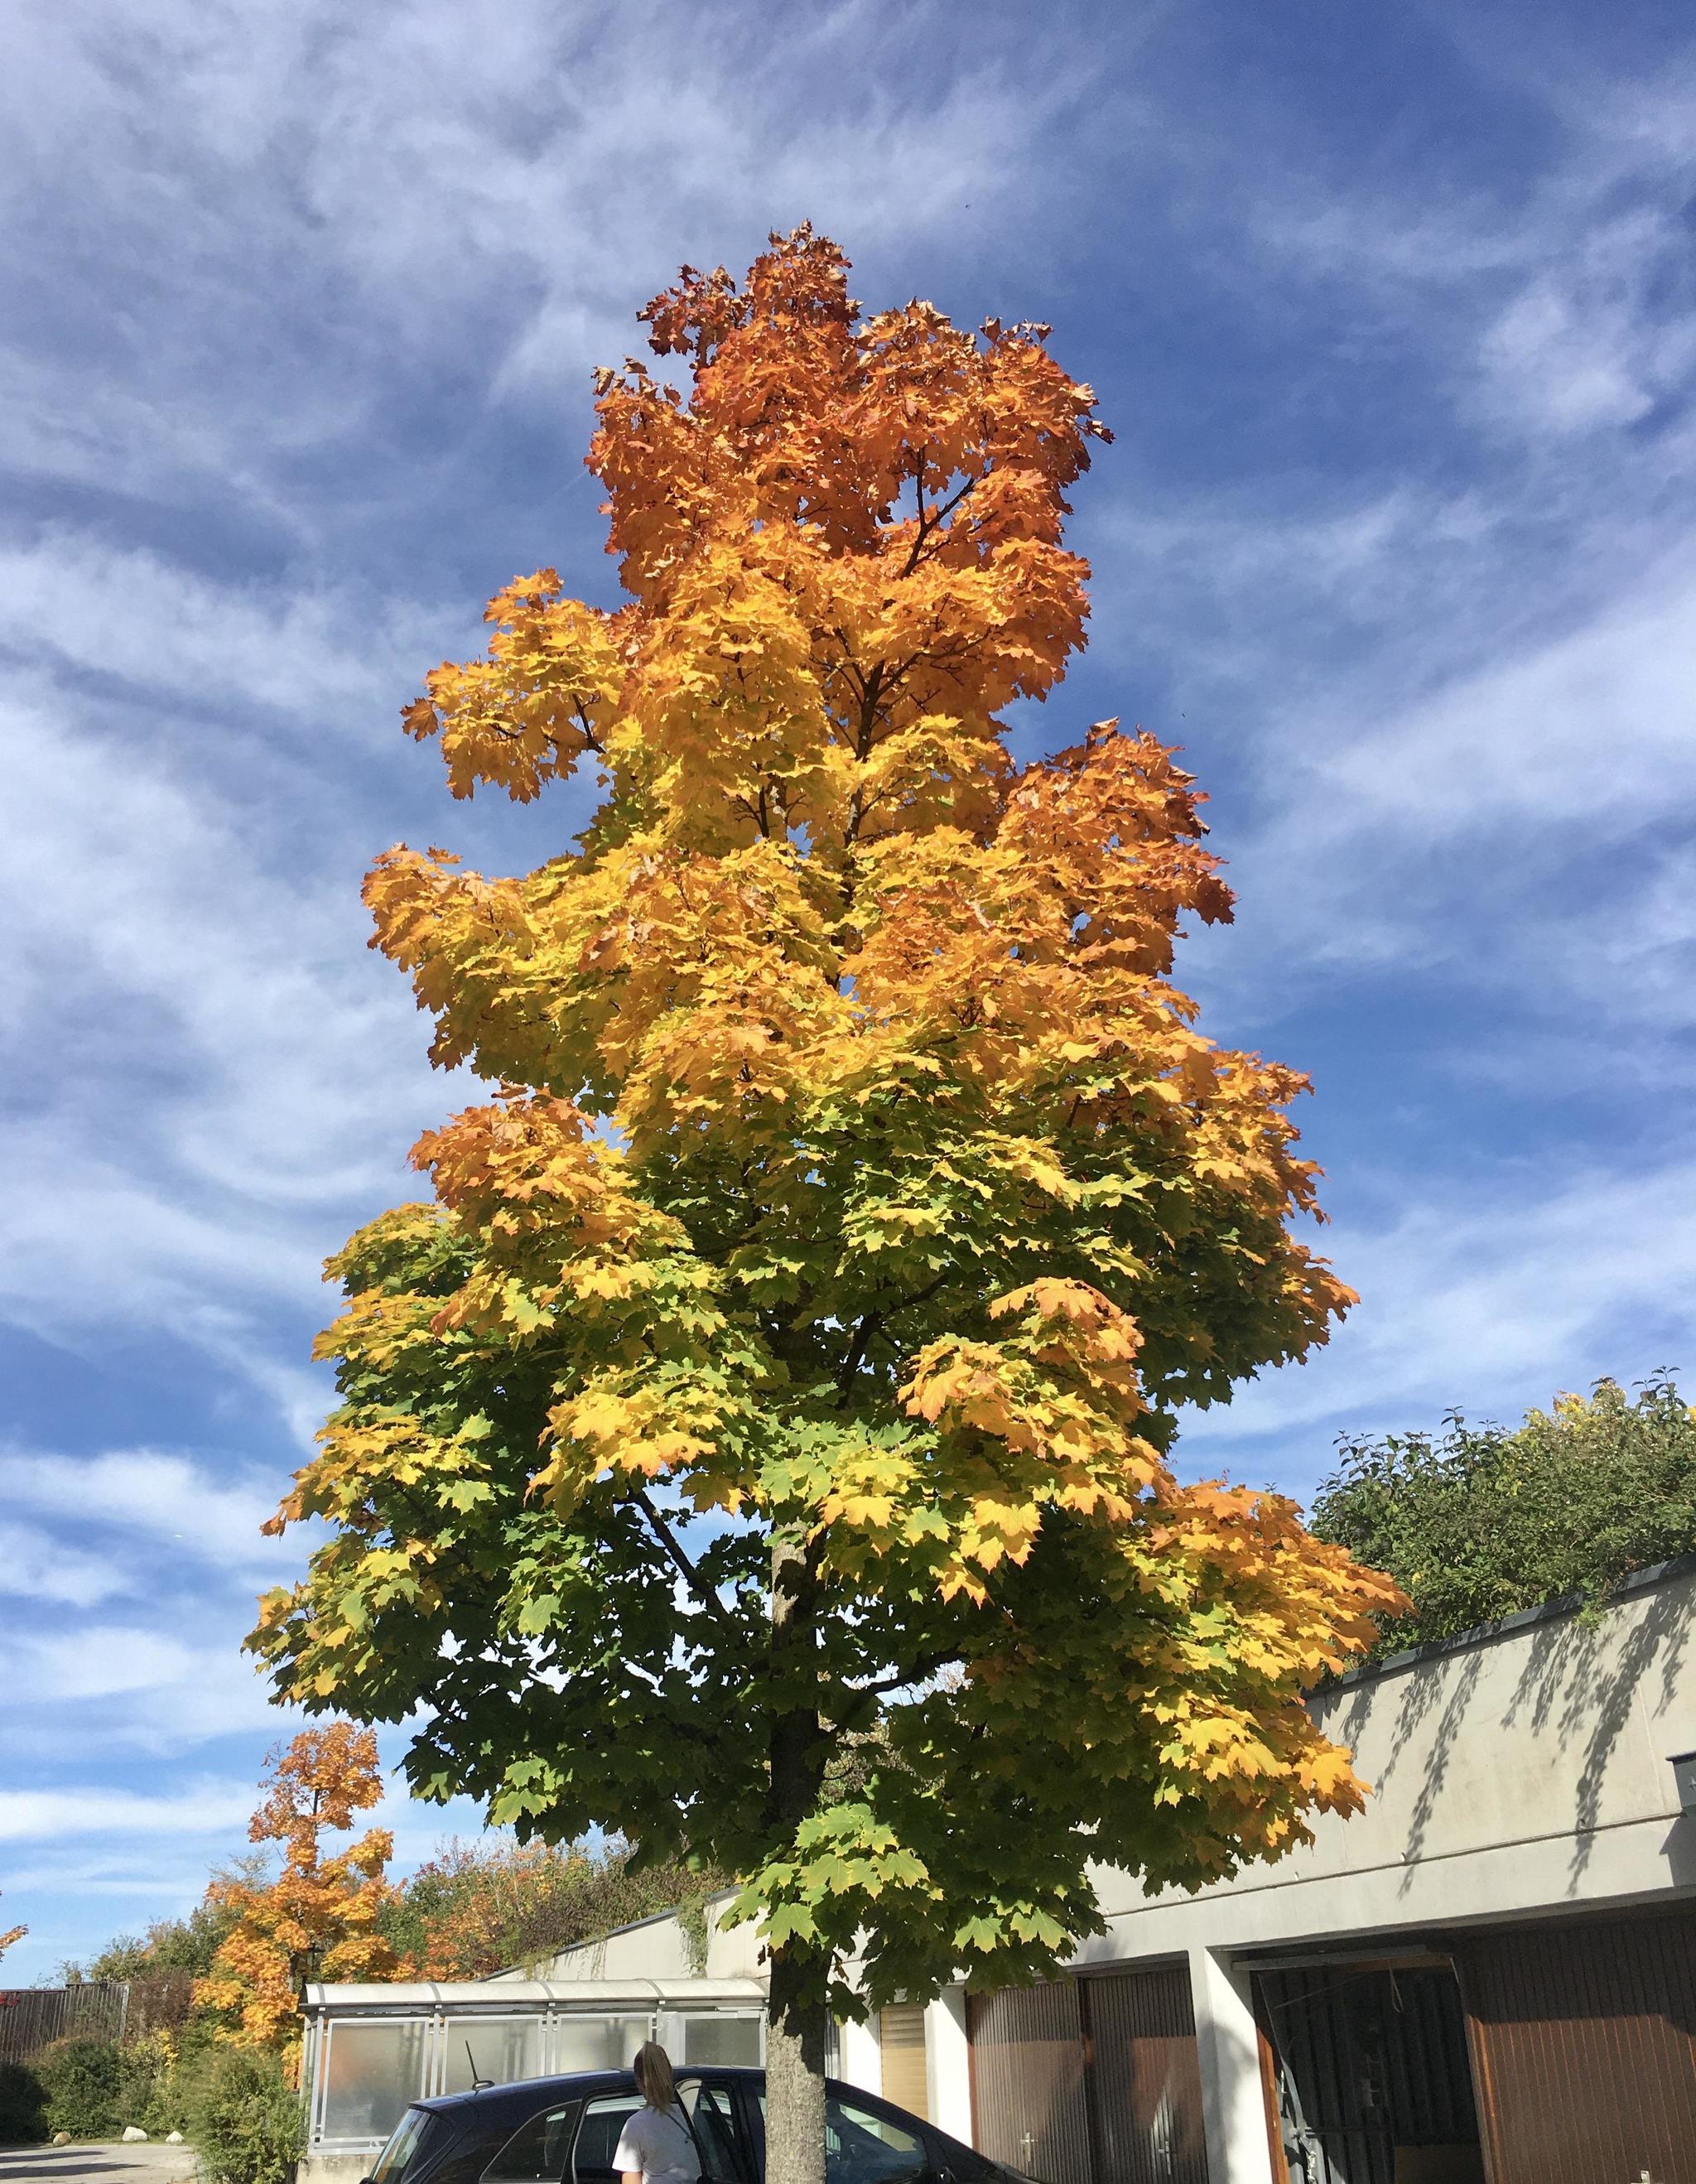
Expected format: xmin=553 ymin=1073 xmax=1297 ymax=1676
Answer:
xmin=843 ymin=1651 xmax=956 ymax=1699
xmin=633 ymin=1489 xmax=740 ymax=1635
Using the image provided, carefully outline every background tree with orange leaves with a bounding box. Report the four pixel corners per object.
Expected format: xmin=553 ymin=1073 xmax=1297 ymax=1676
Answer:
xmin=195 ymin=1726 xmax=398 ymax=2059
xmin=252 ymin=227 xmax=1401 ymax=2182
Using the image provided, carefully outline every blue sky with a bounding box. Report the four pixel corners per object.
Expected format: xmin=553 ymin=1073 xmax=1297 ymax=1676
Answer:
xmin=2 ymin=0 xmax=1694 ymax=1982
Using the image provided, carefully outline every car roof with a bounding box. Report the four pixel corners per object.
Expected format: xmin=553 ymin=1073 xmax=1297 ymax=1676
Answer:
xmin=416 ymin=2064 xmax=842 ymax=2122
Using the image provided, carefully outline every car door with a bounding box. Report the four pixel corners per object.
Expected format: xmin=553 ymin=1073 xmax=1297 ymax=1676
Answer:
xmin=570 ymin=2093 xmax=646 ymax=2184
xmin=480 ymin=2101 xmax=584 ymax=2183
xmin=734 ymin=2084 xmax=937 ymax=2184
xmin=680 ymin=2074 xmax=754 ymax=2184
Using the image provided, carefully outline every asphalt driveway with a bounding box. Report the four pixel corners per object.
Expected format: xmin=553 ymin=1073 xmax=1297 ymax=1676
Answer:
xmin=0 ymin=2148 xmax=198 ymax=2182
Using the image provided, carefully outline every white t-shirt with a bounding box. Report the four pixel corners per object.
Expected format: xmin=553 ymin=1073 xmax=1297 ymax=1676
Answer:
xmin=612 ymin=2103 xmax=701 ymax=2184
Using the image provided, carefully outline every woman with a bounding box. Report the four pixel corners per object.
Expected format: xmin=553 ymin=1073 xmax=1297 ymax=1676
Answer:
xmin=615 ymin=2042 xmax=702 ymax=2184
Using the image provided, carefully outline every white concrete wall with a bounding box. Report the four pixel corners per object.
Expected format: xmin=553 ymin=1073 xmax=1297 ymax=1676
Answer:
xmin=1078 ymin=1561 xmax=1696 ymax=1969
xmin=836 ymin=2013 xmax=883 ymax=2097
xmin=519 ymin=1893 xmax=765 ymax=1984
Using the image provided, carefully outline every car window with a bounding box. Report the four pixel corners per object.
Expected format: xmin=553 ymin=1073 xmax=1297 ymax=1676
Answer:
xmin=372 ymin=2108 xmax=432 ymax=2184
xmin=824 ymin=2096 xmax=930 ymax=2184
xmin=681 ymin=2081 xmax=745 ymax=2182
xmin=484 ymin=2104 xmax=581 ymax=2182
xmin=922 ymin=2133 xmax=998 ymax=2184
xmin=574 ymin=2095 xmax=643 ymax=2184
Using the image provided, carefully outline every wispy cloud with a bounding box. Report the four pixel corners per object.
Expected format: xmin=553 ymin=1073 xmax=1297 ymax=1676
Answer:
xmin=0 ymin=1448 xmax=287 ymax=1569
xmin=1188 ymin=1150 xmax=1696 ymax=1492
xmin=0 ymin=1782 xmax=257 ymax=1845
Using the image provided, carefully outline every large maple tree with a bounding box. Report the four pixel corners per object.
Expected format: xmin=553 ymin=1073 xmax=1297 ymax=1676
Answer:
xmin=253 ymin=226 xmax=1399 ymax=2182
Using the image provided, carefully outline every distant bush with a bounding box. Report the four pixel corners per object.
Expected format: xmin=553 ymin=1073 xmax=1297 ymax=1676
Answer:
xmin=1311 ymin=1373 xmax=1696 ymax=1657
xmin=380 ymin=1833 xmax=726 ymax=1979
xmin=0 ymin=2060 xmax=47 ymax=2145
xmin=185 ymin=2046 xmax=301 ymax=2184
xmin=36 ymin=2037 xmax=124 ymax=2140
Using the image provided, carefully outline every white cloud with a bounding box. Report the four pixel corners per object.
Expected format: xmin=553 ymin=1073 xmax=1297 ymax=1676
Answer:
xmin=1250 ymin=80 xmax=1696 ymax=451
xmin=1186 ymin=1152 xmax=1696 ymax=1479
xmin=0 ymin=0 xmax=1072 ymax=519
xmin=18 ymin=1629 xmax=200 ymax=1701
xmin=0 ymin=1449 xmax=286 ymax=1570
xmin=0 ymin=1521 xmax=128 ymax=1608
xmin=0 ymin=1782 xmax=256 ymax=1844
xmin=0 ymin=531 xmax=436 ymax=717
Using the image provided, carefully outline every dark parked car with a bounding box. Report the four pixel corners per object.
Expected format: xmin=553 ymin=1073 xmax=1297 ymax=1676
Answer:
xmin=364 ymin=2063 xmax=1021 ymax=2184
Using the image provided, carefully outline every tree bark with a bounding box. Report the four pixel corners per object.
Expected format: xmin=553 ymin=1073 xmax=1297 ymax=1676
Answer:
xmin=764 ymin=1525 xmax=828 ymax=2184
xmin=765 ymin=1940 xmax=829 ymax=2184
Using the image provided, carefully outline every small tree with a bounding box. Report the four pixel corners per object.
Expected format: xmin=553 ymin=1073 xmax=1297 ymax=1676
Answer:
xmin=252 ymin=227 xmax=1400 ymax=2184
xmin=1312 ymin=1373 xmax=1696 ymax=1656
xmin=195 ymin=1727 xmax=398 ymax=2056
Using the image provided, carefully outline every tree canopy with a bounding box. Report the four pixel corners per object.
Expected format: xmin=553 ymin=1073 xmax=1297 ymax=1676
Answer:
xmin=1310 ymin=1373 xmax=1696 ymax=1657
xmin=250 ymin=224 xmax=1399 ymax=2177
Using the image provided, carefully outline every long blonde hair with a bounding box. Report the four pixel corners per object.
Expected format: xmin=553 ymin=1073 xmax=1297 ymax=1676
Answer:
xmin=633 ymin=2039 xmax=678 ymax=2114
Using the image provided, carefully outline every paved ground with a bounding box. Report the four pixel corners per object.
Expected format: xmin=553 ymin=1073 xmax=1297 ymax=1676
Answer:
xmin=0 ymin=2148 xmax=198 ymax=2182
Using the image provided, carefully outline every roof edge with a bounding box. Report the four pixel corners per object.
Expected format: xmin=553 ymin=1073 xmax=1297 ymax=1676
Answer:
xmin=1322 ymin=1548 xmax=1696 ymax=1694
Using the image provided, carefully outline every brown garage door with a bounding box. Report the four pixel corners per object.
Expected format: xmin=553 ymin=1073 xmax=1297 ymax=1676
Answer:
xmin=1083 ymin=1967 xmax=1209 ymax=2184
xmin=1455 ymin=1907 xmax=1696 ymax=2184
xmin=968 ymin=1980 xmax=1091 ymax=2184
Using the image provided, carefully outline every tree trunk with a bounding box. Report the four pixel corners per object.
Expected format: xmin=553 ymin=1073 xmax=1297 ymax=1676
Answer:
xmin=765 ymin=1524 xmax=827 ymax=2184
xmin=765 ymin=1941 xmax=829 ymax=2184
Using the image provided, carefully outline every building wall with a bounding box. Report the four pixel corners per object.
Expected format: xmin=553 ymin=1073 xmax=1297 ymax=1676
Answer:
xmin=1080 ymin=1560 xmax=1696 ymax=1971
xmin=982 ymin=1561 xmax=1696 ymax=2184
xmin=427 ymin=1564 xmax=1696 ymax=2184
xmin=516 ymin=1894 xmax=765 ymax=1984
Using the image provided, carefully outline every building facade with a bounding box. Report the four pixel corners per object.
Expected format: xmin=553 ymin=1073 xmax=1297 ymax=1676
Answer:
xmin=306 ymin=1557 xmax=1696 ymax=2183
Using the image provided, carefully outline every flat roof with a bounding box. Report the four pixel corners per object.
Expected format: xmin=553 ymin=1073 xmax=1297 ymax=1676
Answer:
xmin=305 ymin=1976 xmax=764 ymax=2011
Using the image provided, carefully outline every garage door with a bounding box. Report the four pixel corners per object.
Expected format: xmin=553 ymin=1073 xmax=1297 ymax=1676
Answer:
xmin=1085 ymin=1968 xmax=1209 ymax=2184
xmin=1455 ymin=1907 xmax=1696 ymax=2184
xmin=967 ymin=1981 xmax=1090 ymax=2184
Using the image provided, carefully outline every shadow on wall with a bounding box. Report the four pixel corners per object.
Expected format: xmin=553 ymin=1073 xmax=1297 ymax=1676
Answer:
xmin=1501 ymin=1582 xmax=1690 ymax=1888
xmin=1332 ymin=1646 xmax=1486 ymax=1895
xmin=1328 ymin=1577 xmax=1691 ymax=1896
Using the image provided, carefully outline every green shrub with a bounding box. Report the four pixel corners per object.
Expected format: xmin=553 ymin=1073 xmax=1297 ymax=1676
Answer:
xmin=186 ymin=2046 xmax=301 ymax=2184
xmin=36 ymin=2037 xmax=124 ymax=2139
xmin=0 ymin=2060 xmax=47 ymax=2145
xmin=121 ymin=2028 xmax=186 ymax=2137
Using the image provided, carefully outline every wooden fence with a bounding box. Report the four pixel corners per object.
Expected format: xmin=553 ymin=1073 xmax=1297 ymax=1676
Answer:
xmin=0 ymin=1982 xmax=128 ymax=2061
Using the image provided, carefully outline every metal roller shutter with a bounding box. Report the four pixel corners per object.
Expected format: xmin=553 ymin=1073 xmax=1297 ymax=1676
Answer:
xmin=967 ymin=1982 xmax=1091 ymax=2184
xmin=880 ymin=2003 xmax=930 ymax=2121
xmin=1455 ymin=1907 xmax=1696 ymax=2184
xmin=1083 ymin=1967 xmax=1210 ymax=2184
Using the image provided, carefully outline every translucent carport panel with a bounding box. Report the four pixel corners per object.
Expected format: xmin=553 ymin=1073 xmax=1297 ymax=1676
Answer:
xmin=677 ymin=2014 xmax=764 ymax=2066
xmin=441 ymin=2016 xmax=548 ymax=2097
xmin=320 ymin=2017 xmax=431 ymax=2143
xmin=552 ymin=2014 xmax=653 ymax=2075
